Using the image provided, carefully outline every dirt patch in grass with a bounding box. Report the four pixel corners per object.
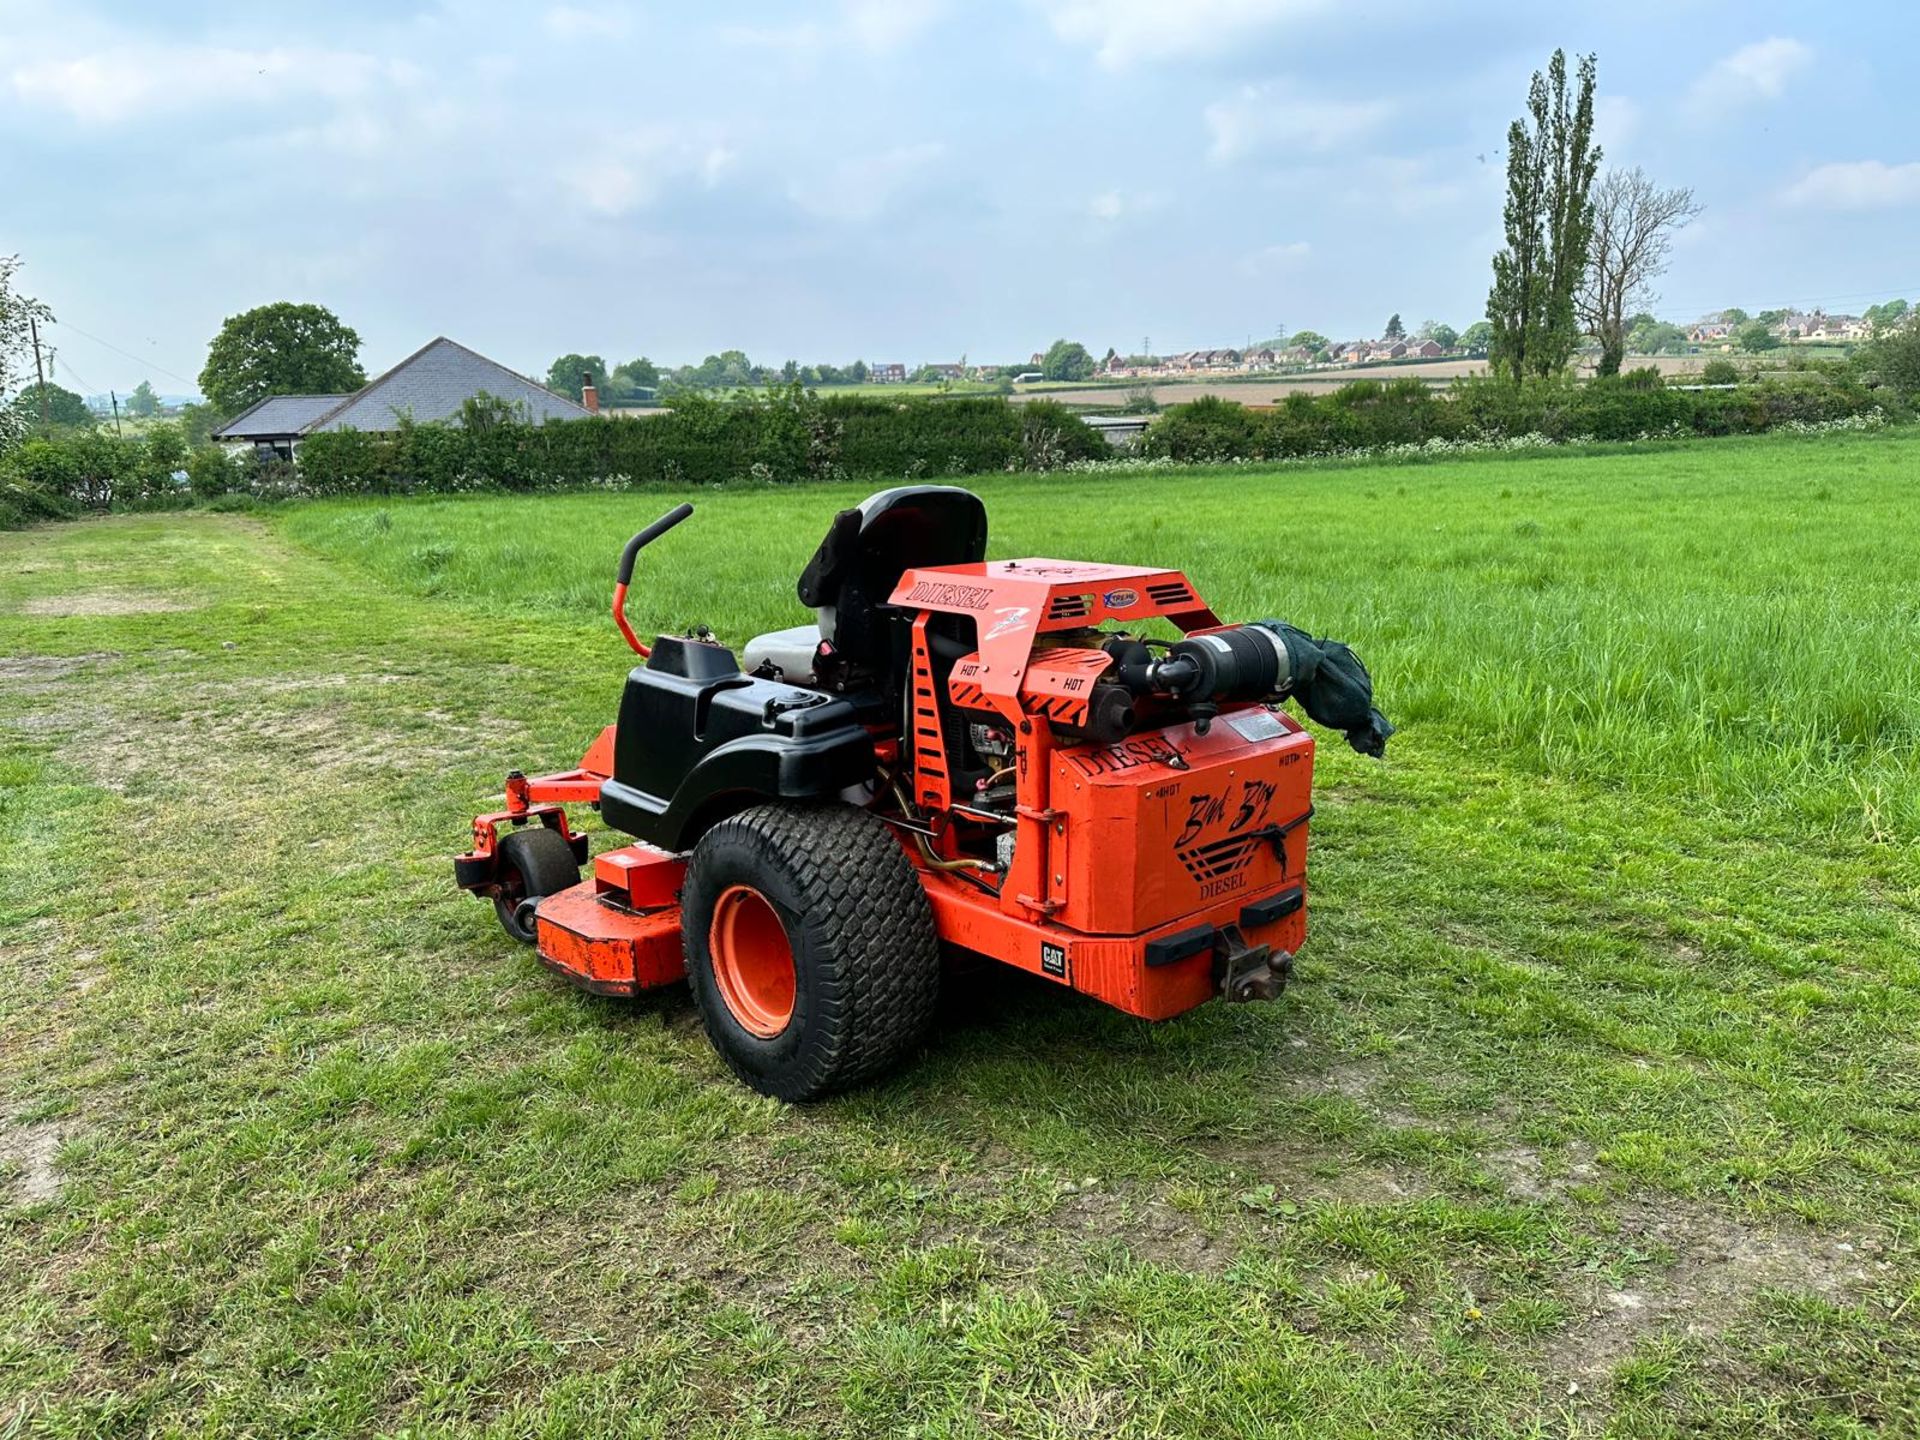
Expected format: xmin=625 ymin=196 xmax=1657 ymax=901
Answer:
xmin=0 ymin=652 xmax=120 ymax=685
xmin=19 ymin=592 xmax=198 ymax=618
xmin=1 ymin=1113 xmax=64 ymax=1205
xmin=1546 ymin=1194 xmax=1886 ymax=1394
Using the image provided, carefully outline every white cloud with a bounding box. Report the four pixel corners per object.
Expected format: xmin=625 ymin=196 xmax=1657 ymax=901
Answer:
xmin=8 ymin=43 xmax=413 ymax=125
xmin=788 ymin=142 xmax=946 ymax=223
xmin=1205 ymin=82 xmax=1390 ymax=163
xmin=562 ymin=128 xmax=738 ymax=217
xmin=1781 ymin=160 xmax=1920 ymax=210
xmin=841 ymin=0 xmax=947 ymax=54
xmin=1087 ymin=188 xmax=1163 ymax=222
xmin=1037 ymin=0 xmax=1327 ymax=70
xmin=1686 ymin=37 xmax=1812 ymax=117
xmin=544 ymin=5 xmax=632 ymax=41
xmin=723 ymin=0 xmax=945 ymax=58
xmin=1238 ymin=240 xmax=1311 ymax=276
xmin=1594 ymin=95 xmax=1640 ymax=155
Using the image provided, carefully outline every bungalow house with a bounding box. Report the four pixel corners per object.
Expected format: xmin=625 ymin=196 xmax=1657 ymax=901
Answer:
xmin=211 ymin=336 xmax=587 ymax=460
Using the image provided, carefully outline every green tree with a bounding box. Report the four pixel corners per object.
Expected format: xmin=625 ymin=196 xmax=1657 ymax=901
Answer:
xmin=1419 ymin=321 xmax=1459 ymax=349
xmin=1289 ymin=330 xmax=1329 ymax=352
xmin=1864 ymin=299 xmax=1909 ymax=331
xmin=125 ymin=380 xmax=160 ymax=417
xmin=1858 ymin=314 xmax=1920 ymax=395
xmin=1459 ymin=320 xmax=1494 ymax=356
xmin=1040 ymin=339 xmax=1095 ymax=381
xmin=1737 ymin=320 xmax=1780 ymax=353
xmin=1628 ymin=319 xmax=1687 ymax=355
xmin=614 ymin=356 xmax=659 ymax=388
xmin=10 ymin=381 xmax=93 ymax=431
xmin=199 ymin=302 xmax=365 ymax=417
xmin=545 ymin=354 xmax=608 ymax=402
xmin=1720 ymin=307 xmax=1749 ymax=325
xmin=0 ymin=253 xmax=54 ymax=455
xmin=849 ymin=359 xmax=869 ymax=383
xmin=1383 ymin=313 xmax=1405 ymax=340
xmin=1486 ymin=49 xmax=1601 ymax=382
xmin=1755 ymin=309 xmax=1787 ymax=327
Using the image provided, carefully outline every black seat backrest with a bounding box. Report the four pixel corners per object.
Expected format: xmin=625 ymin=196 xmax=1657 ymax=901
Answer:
xmin=797 ymin=486 xmax=988 ymax=678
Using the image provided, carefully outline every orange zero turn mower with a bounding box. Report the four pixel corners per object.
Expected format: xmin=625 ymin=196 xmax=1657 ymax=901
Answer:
xmin=455 ymin=487 xmax=1392 ymax=1100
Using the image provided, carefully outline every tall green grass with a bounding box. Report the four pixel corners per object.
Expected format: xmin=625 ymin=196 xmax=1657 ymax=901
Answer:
xmin=280 ymin=429 xmax=1920 ymax=841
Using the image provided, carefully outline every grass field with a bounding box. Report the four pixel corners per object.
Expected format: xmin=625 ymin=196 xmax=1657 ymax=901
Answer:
xmin=3 ymin=429 xmax=1918 ymax=1436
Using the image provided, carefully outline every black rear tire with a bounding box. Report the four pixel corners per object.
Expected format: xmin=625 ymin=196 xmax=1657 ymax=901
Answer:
xmin=683 ymin=803 xmax=940 ymax=1101
xmin=493 ymin=826 xmax=581 ymax=943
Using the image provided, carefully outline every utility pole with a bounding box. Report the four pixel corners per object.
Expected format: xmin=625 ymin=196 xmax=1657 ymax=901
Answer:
xmin=110 ymin=390 xmax=123 ymax=437
xmin=29 ymin=315 xmax=49 ymax=435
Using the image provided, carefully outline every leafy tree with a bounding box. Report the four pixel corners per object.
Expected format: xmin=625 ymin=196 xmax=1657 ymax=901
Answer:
xmin=1864 ymin=299 xmax=1910 ymax=331
xmin=849 ymin=359 xmax=869 ymax=383
xmin=1383 ymin=314 xmax=1405 ymax=340
xmin=125 ymin=380 xmax=161 ymax=417
xmin=1040 ymin=339 xmax=1095 ymax=382
xmin=0 ymin=253 xmax=54 ymax=455
xmin=545 ymin=354 xmax=608 ymax=402
xmin=612 ymin=356 xmax=659 ymax=396
xmin=1736 ymin=321 xmax=1780 ymax=353
xmin=10 ymin=381 xmax=93 ymax=431
xmin=1289 ymin=330 xmax=1329 ymax=352
xmin=199 ymin=302 xmax=365 ymax=417
xmin=1459 ymin=320 xmax=1494 ymax=356
xmin=1577 ymin=166 xmax=1700 ymax=375
xmin=176 ymin=401 xmax=219 ymax=448
xmin=1486 ymin=49 xmax=1601 ymax=382
xmin=1418 ymin=321 xmax=1459 ymax=349
xmin=1628 ymin=319 xmax=1688 ymax=355
xmin=1755 ymin=309 xmax=1787 ymax=327
xmin=1857 ymin=314 xmax=1920 ymax=396
xmin=1720 ymin=308 xmax=1749 ymax=326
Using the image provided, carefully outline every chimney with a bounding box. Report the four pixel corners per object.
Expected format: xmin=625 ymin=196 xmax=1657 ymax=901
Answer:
xmin=581 ymin=372 xmax=600 ymax=415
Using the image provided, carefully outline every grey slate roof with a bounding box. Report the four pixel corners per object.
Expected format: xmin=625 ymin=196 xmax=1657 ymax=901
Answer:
xmin=212 ymin=393 xmax=351 ymax=440
xmin=308 ymin=336 xmax=588 ymax=432
xmin=211 ymin=337 xmax=588 ymax=441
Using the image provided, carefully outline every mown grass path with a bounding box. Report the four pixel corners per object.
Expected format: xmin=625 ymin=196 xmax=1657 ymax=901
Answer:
xmin=3 ymin=431 xmax=1918 ymax=1436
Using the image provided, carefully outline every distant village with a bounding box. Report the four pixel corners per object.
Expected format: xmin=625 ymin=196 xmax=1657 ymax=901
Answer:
xmin=855 ymin=306 xmax=1886 ymax=385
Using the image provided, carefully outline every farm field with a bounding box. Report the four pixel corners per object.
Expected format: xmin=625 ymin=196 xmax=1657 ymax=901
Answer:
xmin=1012 ymin=354 xmax=1722 ymax=408
xmin=3 ymin=429 xmax=1919 ymax=1436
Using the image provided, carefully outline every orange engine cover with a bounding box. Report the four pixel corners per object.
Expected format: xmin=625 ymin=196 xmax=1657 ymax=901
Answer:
xmin=1049 ymin=707 xmax=1314 ymax=936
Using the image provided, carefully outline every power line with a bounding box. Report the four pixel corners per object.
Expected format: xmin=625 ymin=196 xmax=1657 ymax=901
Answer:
xmin=46 ymin=317 xmax=201 ymax=390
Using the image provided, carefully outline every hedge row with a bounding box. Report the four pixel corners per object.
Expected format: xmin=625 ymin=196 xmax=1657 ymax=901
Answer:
xmin=1 ymin=369 xmax=1902 ymax=527
xmin=1140 ymin=372 xmax=1892 ymax=462
xmin=293 ymin=392 xmax=1108 ymax=496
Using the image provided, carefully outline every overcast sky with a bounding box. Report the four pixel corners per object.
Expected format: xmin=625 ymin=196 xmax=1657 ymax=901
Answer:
xmin=5 ymin=0 xmax=1917 ymax=395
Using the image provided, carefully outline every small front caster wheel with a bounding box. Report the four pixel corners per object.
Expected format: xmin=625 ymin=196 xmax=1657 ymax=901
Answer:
xmin=492 ymin=826 xmax=581 ymax=944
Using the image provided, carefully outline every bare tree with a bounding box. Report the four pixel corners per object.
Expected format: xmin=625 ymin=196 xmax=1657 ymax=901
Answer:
xmin=1579 ymin=168 xmax=1702 ymax=376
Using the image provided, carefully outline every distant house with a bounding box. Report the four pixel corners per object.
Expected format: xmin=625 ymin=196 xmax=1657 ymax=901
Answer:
xmin=1687 ymin=323 xmax=1733 ymax=344
xmin=212 ymin=336 xmax=588 ymax=459
xmin=868 ymin=363 xmax=909 ymax=384
xmin=922 ymin=362 xmax=966 ymax=381
xmin=1407 ymin=339 xmax=1444 ymax=358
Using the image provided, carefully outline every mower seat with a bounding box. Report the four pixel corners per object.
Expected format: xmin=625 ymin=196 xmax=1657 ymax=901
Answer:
xmin=741 ymin=623 xmax=822 ymax=684
xmin=745 ymin=485 xmax=988 ymax=691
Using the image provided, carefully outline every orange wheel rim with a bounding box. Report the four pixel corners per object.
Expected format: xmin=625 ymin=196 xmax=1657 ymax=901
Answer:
xmin=708 ymin=885 xmax=796 ymax=1039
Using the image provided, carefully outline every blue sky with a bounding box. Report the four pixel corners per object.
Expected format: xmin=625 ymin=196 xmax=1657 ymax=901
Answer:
xmin=4 ymin=0 xmax=1917 ymax=394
